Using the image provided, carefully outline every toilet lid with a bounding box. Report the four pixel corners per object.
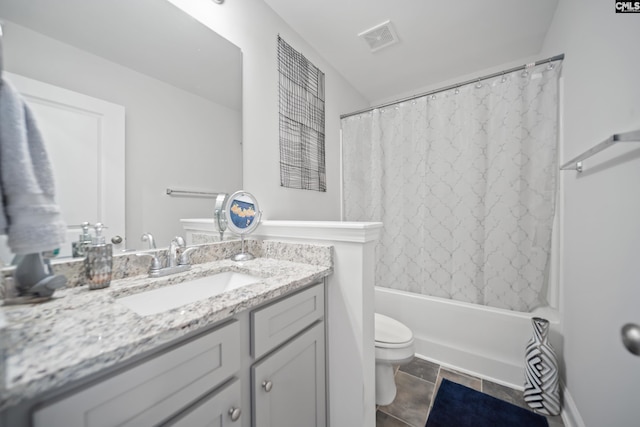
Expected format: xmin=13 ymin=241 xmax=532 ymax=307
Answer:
xmin=375 ymin=313 xmax=413 ymax=344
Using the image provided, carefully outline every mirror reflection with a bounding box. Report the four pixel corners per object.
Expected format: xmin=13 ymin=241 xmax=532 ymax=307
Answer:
xmin=0 ymin=0 xmax=242 ymax=263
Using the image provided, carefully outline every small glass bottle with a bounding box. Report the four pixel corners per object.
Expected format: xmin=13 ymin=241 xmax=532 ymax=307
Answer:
xmin=72 ymin=222 xmax=92 ymax=258
xmin=85 ymin=223 xmax=112 ymax=290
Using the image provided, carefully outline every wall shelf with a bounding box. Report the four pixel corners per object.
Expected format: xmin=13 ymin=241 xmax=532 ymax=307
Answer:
xmin=560 ymin=129 xmax=640 ymax=172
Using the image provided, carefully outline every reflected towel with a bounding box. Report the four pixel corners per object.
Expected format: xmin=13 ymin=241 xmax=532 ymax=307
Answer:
xmin=0 ymin=78 xmax=66 ymax=254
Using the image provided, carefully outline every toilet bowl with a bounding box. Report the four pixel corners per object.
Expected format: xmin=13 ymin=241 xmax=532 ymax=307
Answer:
xmin=375 ymin=313 xmax=415 ymax=405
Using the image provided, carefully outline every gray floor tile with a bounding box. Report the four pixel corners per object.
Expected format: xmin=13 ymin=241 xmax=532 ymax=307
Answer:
xmin=376 ymin=410 xmax=412 ymax=427
xmin=399 ymin=357 xmax=439 ymax=382
xmin=378 ymin=371 xmax=434 ymax=427
xmin=434 ymin=368 xmax=482 ymax=396
xmin=376 ymin=360 xmax=564 ymax=427
xmin=482 ymin=380 xmax=528 ymax=410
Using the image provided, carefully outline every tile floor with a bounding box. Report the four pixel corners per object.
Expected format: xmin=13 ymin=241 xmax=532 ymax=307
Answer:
xmin=376 ymin=357 xmax=565 ymax=427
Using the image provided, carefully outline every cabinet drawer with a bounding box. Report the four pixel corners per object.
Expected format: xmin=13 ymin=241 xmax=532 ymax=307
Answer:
xmin=168 ymin=378 xmax=241 ymax=427
xmin=33 ymin=320 xmax=240 ymax=427
xmin=251 ymin=283 xmax=324 ymax=359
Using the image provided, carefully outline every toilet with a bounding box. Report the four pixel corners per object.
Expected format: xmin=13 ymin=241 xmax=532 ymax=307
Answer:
xmin=375 ymin=313 xmax=415 ymax=405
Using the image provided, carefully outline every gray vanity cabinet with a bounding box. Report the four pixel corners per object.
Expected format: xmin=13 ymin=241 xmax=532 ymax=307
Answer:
xmin=250 ymin=283 xmax=326 ymax=427
xmin=3 ymin=281 xmax=327 ymax=427
xmin=31 ymin=320 xmax=240 ymax=427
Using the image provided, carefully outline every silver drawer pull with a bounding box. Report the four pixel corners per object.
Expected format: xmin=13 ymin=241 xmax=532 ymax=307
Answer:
xmin=262 ymin=380 xmax=273 ymax=392
xmin=228 ymin=407 xmax=241 ymax=422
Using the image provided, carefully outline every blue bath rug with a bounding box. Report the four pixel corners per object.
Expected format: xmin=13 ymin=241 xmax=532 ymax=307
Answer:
xmin=425 ymin=379 xmax=548 ymax=427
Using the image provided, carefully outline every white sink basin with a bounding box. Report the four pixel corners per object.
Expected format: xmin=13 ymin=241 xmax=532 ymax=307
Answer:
xmin=117 ymin=272 xmax=262 ymax=316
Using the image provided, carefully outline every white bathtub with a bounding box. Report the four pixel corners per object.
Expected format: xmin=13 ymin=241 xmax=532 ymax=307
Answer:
xmin=375 ymin=286 xmax=562 ymax=389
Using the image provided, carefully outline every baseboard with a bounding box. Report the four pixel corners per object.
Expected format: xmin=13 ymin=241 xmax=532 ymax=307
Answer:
xmin=414 ymin=336 xmax=524 ymax=389
xmin=560 ymin=382 xmax=585 ymax=427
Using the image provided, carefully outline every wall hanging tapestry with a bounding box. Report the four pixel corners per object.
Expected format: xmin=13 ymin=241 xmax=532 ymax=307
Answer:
xmin=277 ymin=36 xmax=326 ymax=192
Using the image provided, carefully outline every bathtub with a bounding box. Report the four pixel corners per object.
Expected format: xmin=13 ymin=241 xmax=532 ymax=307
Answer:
xmin=375 ymin=286 xmax=562 ymax=389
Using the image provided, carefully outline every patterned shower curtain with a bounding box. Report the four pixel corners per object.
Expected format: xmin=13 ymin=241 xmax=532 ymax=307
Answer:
xmin=342 ymin=61 xmax=561 ymax=312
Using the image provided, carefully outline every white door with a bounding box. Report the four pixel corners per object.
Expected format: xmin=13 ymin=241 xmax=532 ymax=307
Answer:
xmin=1 ymin=72 xmax=125 ymax=260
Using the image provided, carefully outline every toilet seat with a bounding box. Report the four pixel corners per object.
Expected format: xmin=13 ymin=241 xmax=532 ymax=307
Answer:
xmin=375 ymin=313 xmax=413 ymax=347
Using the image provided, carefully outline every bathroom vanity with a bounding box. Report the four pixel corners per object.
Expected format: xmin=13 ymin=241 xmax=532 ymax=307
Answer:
xmin=0 ymin=240 xmax=331 ymax=427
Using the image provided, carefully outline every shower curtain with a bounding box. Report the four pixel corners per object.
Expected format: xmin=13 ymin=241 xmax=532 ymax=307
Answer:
xmin=342 ymin=61 xmax=561 ymax=312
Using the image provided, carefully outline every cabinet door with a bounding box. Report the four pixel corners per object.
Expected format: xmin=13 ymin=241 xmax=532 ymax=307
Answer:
xmin=168 ymin=378 xmax=242 ymax=427
xmin=252 ymin=322 xmax=325 ymax=427
xmin=33 ymin=321 xmax=240 ymax=427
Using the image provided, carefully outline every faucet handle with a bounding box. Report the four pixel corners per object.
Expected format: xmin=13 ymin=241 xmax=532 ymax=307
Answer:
xmin=136 ymin=253 xmax=161 ymax=274
xmin=178 ymin=247 xmax=198 ymax=266
xmin=173 ymin=236 xmax=186 ymax=248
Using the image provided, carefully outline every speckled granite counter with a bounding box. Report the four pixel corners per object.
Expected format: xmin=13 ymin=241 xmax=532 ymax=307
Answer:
xmin=0 ymin=240 xmax=332 ymax=411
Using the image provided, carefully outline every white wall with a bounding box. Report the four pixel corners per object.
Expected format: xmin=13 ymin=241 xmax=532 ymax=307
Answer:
xmin=168 ymin=0 xmax=369 ymax=222
xmin=540 ymin=1 xmax=640 ymax=425
xmin=369 ymin=53 xmax=541 ymax=107
xmin=2 ymin=21 xmax=242 ymax=249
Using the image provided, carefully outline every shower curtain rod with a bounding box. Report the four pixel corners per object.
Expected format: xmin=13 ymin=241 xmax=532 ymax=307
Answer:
xmin=340 ymin=53 xmax=565 ymax=119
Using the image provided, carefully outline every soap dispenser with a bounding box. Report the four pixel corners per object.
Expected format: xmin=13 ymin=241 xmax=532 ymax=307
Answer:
xmin=72 ymin=222 xmax=92 ymax=258
xmin=85 ymin=222 xmax=112 ymax=290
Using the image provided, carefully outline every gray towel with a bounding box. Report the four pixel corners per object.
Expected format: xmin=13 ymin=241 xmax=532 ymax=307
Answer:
xmin=0 ymin=78 xmax=66 ymax=254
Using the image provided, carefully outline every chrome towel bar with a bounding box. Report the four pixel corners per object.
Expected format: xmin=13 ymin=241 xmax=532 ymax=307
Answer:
xmin=165 ymin=188 xmax=218 ymax=197
xmin=560 ymin=129 xmax=640 ymax=172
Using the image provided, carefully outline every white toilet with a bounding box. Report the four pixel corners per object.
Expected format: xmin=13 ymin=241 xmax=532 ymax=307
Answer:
xmin=375 ymin=313 xmax=415 ymax=405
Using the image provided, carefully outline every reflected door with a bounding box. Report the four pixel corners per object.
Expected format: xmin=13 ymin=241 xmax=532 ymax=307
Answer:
xmin=4 ymin=72 xmax=125 ymax=258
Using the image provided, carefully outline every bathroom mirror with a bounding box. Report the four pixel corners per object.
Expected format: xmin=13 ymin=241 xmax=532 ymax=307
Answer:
xmin=0 ymin=0 xmax=243 ymax=262
xmin=226 ymin=191 xmax=261 ymax=235
xmin=225 ymin=191 xmax=261 ymax=261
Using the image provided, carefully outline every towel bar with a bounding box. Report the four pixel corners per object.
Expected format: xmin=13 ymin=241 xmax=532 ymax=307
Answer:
xmin=560 ymin=129 xmax=640 ymax=172
xmin=165 ymin=188 xmax=218 ymax=197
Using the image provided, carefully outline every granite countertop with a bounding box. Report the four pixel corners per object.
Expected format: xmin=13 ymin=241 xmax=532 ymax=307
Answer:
xmin=0 ymin=241 xmax=332 ymax=411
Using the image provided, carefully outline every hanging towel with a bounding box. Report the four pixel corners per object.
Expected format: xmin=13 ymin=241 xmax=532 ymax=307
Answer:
xmin=0 ymin=78 xmax=66 ymax=254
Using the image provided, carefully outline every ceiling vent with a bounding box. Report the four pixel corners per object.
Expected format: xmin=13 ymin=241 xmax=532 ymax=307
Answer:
xmin=358 ymin=20 xmax=399 ymax=53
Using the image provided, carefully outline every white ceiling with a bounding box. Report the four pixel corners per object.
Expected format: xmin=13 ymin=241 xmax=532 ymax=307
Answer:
xmin=0 ymin=0 xmax=242 ymax=110
xmin=264 ymin=0 xmax=559 ymax=104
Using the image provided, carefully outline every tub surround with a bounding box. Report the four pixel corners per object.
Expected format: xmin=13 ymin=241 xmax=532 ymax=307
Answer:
xmin=0 ymin=240 xmax=332 ymax=411
xmin=375 ymin=287 xmax=561 ymax=389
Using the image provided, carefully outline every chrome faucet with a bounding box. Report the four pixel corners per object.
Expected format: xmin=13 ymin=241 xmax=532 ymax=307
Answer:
xmin=137 ymin=236 xmax=193 ymax=278
xmin=178 ymin=247 xmax=198 ymax=266
xmin=168 ymin=236 xmax=185 ymax=268
xmin=141 ymin=233 xmax=157 ymax=250
xmin=136 ymin=252 xmax=162 ymax=276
